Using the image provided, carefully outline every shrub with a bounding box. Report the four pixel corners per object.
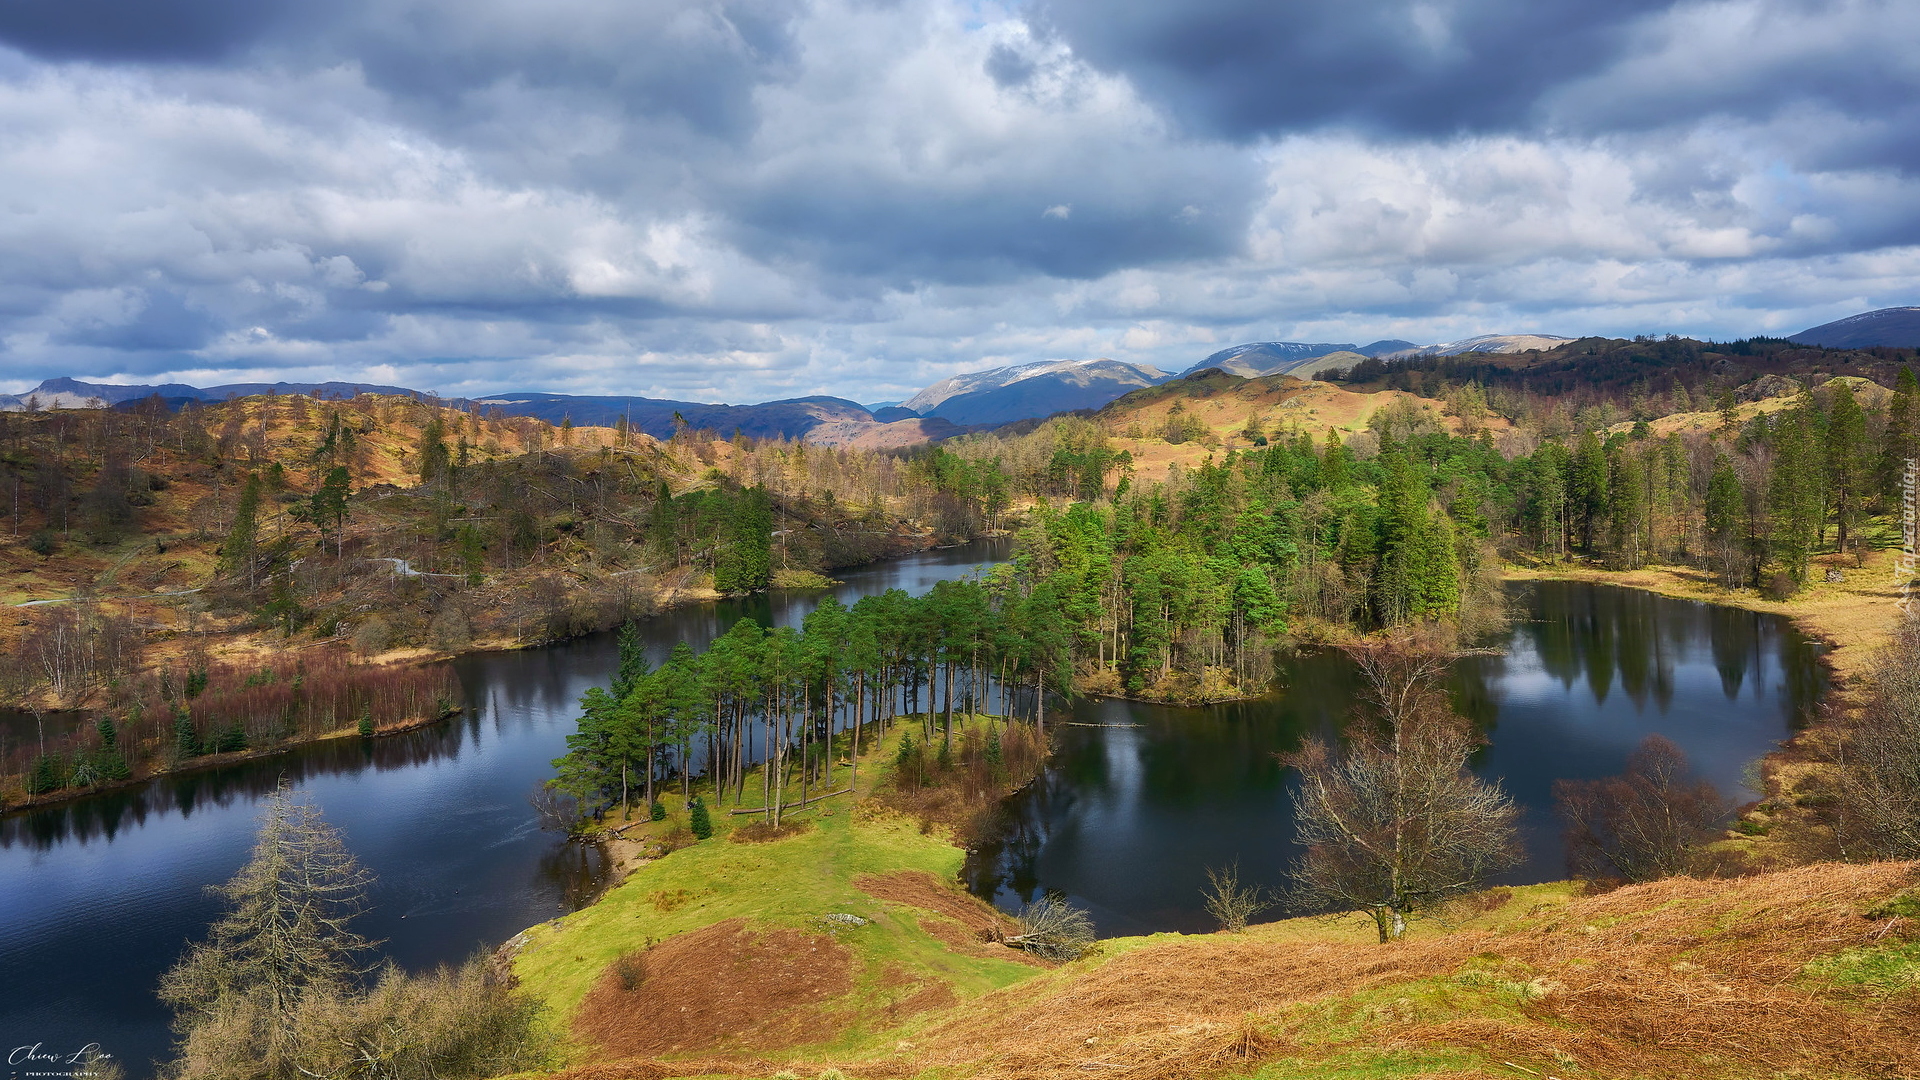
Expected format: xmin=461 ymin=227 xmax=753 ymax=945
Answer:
xmin=352 ymin=616 xmax=393 ymax=656
xmin=1763 ymin=571 xmax=1800 ymax=600
xmin=1201 ymin=862 xmax=1270 ymax=933
xmin=648 ymin=800 xmax=666 ymax=821
xmin=25 ymin=529 xmax=56 ymax=556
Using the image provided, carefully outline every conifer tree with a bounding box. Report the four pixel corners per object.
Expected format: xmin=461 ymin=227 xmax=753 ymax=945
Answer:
xmin=417 ymin=415 xmax=451 ymax=487
xmin=1704 ymin=456 xmax=1744 ymax=587
xmin=1882 ymin=367 xmax=1918 ymax=500
xmin=1769 ymin=403 xmax=1823 ymax=582
xmin=1570 ymin=431 xmax=1609 ymax=551
xmin=219 ymin=473 xmax=264 ymax=587
xmin=160 ymin=784 xmax=374 ymax=1026
xmin=1825 ymin=380 xmax=1866 ymax=553
xmin=310 ymin=466 xmax=352 ymax=558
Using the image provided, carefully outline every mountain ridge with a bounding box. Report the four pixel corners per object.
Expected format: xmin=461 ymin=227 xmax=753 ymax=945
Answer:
xmin=1790 ymin=306 xmax=1920 ymax=348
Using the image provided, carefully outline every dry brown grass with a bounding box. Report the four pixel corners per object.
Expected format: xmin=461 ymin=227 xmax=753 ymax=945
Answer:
xmin=570 ymin=918 xmax=855 ymax=1060
xmin=527 ymin=863 xmax=1918 ymax=1080
xmin=890 ymin=862 xmax=1919 ymax=1080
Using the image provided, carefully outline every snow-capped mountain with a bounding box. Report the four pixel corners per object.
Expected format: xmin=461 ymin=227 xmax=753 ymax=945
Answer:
xmin=1789 ymin=307 xmax=1920 ymax=349
xmin=898 ymin=358 xmax=1171 ymax=426
xmin=1379 ymin=334 xmax=1575 ymax=360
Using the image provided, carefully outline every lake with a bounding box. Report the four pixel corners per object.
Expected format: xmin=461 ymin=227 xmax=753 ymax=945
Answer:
xmin=962 ymin=580 xmax=1826 ymax=935
xmin=0 ymin=560 xmax=1823 ymax=1077
xmin=0 ymin=539 xmax=1011 ymax=1079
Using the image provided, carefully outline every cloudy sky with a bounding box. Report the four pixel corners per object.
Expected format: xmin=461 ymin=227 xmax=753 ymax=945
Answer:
xmin=1 ymin=0 xmax=1917 ymax=404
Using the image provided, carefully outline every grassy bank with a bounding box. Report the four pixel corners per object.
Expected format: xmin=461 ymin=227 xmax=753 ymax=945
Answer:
xmin=508 ymin=717 xmax=1044 ymax=1070
xmin=511 ymin=817 xmax=1919 ymax=1080
xmin=1503 ymin=545 xmax=1904 ymax=689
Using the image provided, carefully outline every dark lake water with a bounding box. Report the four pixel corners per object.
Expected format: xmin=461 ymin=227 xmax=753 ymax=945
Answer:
xmin=1 ymin=561 xmax=1825 ymax=1078
xmin=962 ymin=581 xmax=1827 ymax=935
xmin=0 ymin=539 xmax=1011 ymax=1080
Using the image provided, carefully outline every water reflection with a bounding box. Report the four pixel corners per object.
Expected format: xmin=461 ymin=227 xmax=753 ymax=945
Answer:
xmin=966 ymin=581 xmax=1826 ymax=936
xmin=0 ymin=538 xmax=1011 ymax=1079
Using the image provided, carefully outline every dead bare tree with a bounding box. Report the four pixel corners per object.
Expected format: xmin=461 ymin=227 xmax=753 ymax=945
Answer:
xmin=1554 ymin=735 xmax=1732 ymax=882
xmin=1283 ymin=633 xmax=1521 ymax=943
xmin=1832 ymin=618 xmax=1920 ymax=859
xmin=1004 ymin=897 xmax=1096 ymax=960
xmin=1201 ymin=861 xmax=1270 ymax=933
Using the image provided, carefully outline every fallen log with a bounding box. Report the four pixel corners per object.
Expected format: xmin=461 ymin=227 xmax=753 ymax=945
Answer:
xmin=728 ymin=787 xmax=852 ymax=815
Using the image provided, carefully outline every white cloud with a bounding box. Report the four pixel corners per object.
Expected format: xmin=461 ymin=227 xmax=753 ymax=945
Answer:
xmin=0 ymin=0 xmax=1917 ymax=402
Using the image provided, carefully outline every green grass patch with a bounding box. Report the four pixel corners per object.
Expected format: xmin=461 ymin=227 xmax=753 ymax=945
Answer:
xmin=1803 ymin=940 xmax=1920 ymax=995
xmin=1239 ymin=1048 xmax=1487 ymax=1079
xmin=512 ymin=725 xmax=1041 ymax=1060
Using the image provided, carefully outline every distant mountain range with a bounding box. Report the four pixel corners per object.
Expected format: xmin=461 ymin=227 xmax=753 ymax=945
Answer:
xmin=1376 ymin=333 xmax=1578 ymax=360
xmin=1177 ymin=340 xmax=1416 ymax=378
xmin=0 ymin=376 xmax=421 ymax=411
xmin=1788 ymin=307 xmax=1920 ymax=348
xmin=898 ymin=358 xmax=1171 ymax=426
xmin=11 ymin=309 xmax=1913 ymax=433
xmin=0 ymin=377 xmax=882 ymax=442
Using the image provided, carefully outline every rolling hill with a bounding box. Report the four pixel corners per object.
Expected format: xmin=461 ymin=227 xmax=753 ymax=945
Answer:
xmin=1380 ymin=333 xmax=1575 ymax=359
xmin=1790 ymin=306 xmax=1920 ymax=348
xmin=898 ymin=358 xmax=1171 ymax=426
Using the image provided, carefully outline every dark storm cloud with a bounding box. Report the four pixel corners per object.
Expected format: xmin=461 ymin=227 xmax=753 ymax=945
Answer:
xmin=1031 ymin=0 xmax=1674 ymax=138
xmin=0 ymin=0 xmax=309 ymax=62
xmin=0 ymin=0 xmax=1917 ymax=403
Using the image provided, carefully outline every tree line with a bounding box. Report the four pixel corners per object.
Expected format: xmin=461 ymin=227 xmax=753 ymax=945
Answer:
xmin=550 ymin=580 xmax=1074 ymax=827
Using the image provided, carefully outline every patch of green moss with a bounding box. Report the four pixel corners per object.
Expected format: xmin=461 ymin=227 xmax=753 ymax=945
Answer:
xmin=1803 ymin=940 xmax=1920 ymax=995
xmin=1864 ymin=887 xmax=1920 ymax=920
xmin=1240 ymin=1048 xmax=1487 ymax=1079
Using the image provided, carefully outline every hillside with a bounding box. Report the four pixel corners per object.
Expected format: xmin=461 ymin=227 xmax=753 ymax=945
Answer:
xmin=1072 ymin=369 xmax=1511 ymax=478
xmin=900 ymin=359 xmax=1171 ymax=426
xmin=1381 ymin=333 xmax=1576 ymax=359
xmin=1791 ymin=306 xmax=1920 ymax=349
xmin=0 ymin=391 xmax=1000 ymax=801
xmin=505 ymin=736 xmax=1920 ymax=1080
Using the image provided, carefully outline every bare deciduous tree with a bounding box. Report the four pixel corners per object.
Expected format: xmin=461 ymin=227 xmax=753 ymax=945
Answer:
xmin=1284 ymin=633 xmax=1521 ymax=943
xmin=1554 ymin=735 xmax=1732 ymax=882
xmin=160 ymin=783 xmax=551 ymax=1080
xmin=161 ymin=782 xmax=375 ymax=1069
xmin=1201 ymin=861 xmax=1269 ymax=933
xmin=1832 ymin=618 xmax=1920 ymax=859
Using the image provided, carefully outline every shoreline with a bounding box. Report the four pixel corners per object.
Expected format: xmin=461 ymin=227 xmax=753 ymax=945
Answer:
xmin=0 ymin=706 xmax=462 ymax=817
xmin=1 ymin=532 xmax=1004 ymax=815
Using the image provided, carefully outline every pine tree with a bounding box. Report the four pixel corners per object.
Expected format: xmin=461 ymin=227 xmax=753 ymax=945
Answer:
xmin=174 ymin=705 xmax=201 ymax=758
xmin=310 ymin=466 xmax=352 ymax=558
xmin=1769 ymin=403 xmax=1823 ymax=582
xmin=1825 ymin=380 xmax=1867 ymax=553
xmin=417 ymin=415 xmax=451 ymax=487
xmin=1570 ymin=432 xmax=1609 ymax=552
xmin=1321 ymin=429 xmax=1350 ymax=489
xmin=688 ymin=795 xmax=712 ymax=840
xmin=1704 ymin=456 xmax=1743 ymax=587
xmin=713 ymin=487 xmax=773 ymax=592
xmin=1882 ymin=367 xmax=1918 ymax=500
xmin=219 ymin=473 xmax=264 ymax=587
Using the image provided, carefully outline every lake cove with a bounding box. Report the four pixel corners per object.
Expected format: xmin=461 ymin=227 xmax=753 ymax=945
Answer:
xmin=964 ymin=580 xmax=1825 ymax=934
